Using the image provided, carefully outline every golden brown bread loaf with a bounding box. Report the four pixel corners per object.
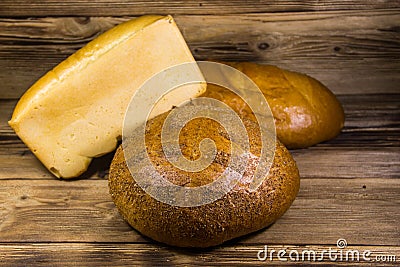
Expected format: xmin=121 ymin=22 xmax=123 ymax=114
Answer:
xmin=109 ymin=111 xmax=300 ymax=247
xmin=202 ymin=62 xmax=345 ymax=149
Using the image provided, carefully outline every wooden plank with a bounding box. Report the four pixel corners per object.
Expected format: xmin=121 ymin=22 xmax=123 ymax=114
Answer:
xmin=1 ymin=94 xmax=399 ymax=180
xmin=0 ymin=179 xmax=399 ymax=246
xmin=339 ymin=94 xmax=400 ymax=132
xmin=1 ymin=10 xmax=399 ymax=98
xmin=0 ymin=147 xmax=113 ymax=180
xmin=292 ymin=147 xmax=400 ymax=178
xmin=1 ymin=0 xmax=399 ymax=17
xmin=321 ymin=130 xmax=400 ymax=147
xmin=0 ymin=143 xmax=398 ymax=179
xmin=2 ymin=129 xmax=400 ymax=179
xmin=2 ymin=94 xmax=400 ymax=136
xmin=0 ymin=243 xmax=399 ymax=266
xmin=0 ymin=100 xmax=14 ymax=136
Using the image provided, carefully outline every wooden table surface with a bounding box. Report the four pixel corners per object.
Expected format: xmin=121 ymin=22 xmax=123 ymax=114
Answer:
xmin=1 ymin=1 xmax=399 ymax=266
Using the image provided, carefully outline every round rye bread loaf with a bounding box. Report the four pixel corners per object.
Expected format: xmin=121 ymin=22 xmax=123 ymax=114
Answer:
xmin=109 ymin=111 xmax=300 ymax=247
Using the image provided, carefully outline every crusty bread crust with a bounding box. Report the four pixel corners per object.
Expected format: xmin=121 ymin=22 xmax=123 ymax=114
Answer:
xmin=203 ymin=62 xmax=345 ymax=148
xmin=109 ymin=112 xmax=300 ymax=247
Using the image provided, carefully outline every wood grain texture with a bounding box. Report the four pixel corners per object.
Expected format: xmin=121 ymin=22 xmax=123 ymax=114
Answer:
xmin=1 ymin=139 xmax=399 ymax=180
xmin=0 ymin=179 xmax=399 ymax=246
xmin=1 ymin=9 xmax=399 ymax=98
xmin=1 ymin=0 xmax=400 ymax=17
xmin=0 ymin=243 xmax=399 ymax=266
xmin=1 ymin=1 xmax=399 ymax=265
xmin=3 ymin=94 xmax=400 ymax=136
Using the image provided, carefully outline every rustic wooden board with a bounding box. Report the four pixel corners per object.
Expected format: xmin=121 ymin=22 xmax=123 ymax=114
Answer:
xmin=1 ymin=1 xmax=399 ymax=265
xmin=0 ymin=243 xmax=399 ymax=266
xmin=0 ymin=179 xmax=399 ymax=246
xmin=1 ymin=0 xmax=400 ymax=17
xmin=1 ymin=142 xmax=399 ymax=180
xmin=1 ymin=9 xmax=399 ymax=98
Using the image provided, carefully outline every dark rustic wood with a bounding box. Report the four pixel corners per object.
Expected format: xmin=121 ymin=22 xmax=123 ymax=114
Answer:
xmin=1 ymin=9 xmax=399 ymax=98
xmin=1 ymin=0 xmax=400 ymax=17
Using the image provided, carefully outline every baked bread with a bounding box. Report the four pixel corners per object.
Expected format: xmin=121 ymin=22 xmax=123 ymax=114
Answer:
xmin=109 ymin=111 xmax=300 ymax=247
xmin=8 ymin=15 xmax=205 ymax=178
xmin=203 ymin=62 xmax=345 ymax=148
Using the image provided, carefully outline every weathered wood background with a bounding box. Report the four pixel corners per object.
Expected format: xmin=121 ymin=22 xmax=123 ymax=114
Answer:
xmin=0 ymin=1 xmax=399 ymax=266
